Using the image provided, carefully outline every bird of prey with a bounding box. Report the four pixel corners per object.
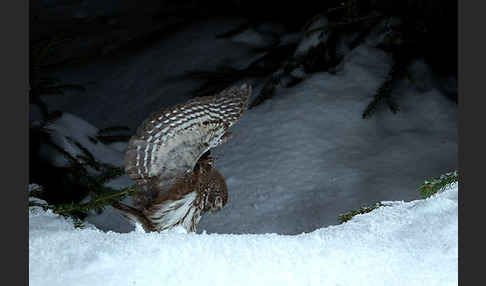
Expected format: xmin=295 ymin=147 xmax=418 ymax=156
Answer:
xmin=113 ymin=84 xmax=251 ymax=232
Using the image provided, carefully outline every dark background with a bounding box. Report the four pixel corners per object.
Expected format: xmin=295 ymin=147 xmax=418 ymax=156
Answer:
xmin=30 ymin=0 xmax=456 ymax=76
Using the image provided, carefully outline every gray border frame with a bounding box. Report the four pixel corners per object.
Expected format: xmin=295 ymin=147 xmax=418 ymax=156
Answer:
xmin=0 ymin=0 xmax=28 ymax=284
xmin=459 ymin=1 xmax=480 ymax=285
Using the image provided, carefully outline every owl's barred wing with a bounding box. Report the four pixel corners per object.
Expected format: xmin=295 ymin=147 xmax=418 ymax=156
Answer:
xmin=125 ymin=84 xmax=251 ymax=189
xmin=120 ymin=83 xmax=248 ymax=232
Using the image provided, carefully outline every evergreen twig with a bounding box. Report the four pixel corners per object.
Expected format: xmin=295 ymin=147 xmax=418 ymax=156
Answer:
xmin=30 ymin=193 xmax=129 ymax=229
xmin=338 ymin=202 xmax=384 ymax=223
xmin=305 ymin=14 xmax=383 ymax=37
xmin=362 ymin=60 xmax=402 ymax=119
xmin=339 ymin=170 xmax=459 ymax=223
xmin=95 ymin=135 xmax=131 ymax=144
xmin=94 ymin=126 xmax=131 ymax=144
xmin=34 ymin=185 xmax=139 ymax=217
xmin=417 ymin=171 xmax=458 ymax=199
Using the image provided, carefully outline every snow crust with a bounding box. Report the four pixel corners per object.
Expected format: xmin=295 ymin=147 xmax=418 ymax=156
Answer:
xmin=29 ymin=183 xmax=458 ymax=286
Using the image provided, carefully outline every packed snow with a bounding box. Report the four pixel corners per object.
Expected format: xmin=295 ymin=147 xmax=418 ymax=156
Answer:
xmin=33 ymin=18 xmax=457 ymax=237
xmin=29 ymin=182 xmax=458 ymax=286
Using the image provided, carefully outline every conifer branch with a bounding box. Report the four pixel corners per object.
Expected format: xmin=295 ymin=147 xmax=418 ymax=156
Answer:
xmin=362 ymin=60 xmax=402 ymax=119
xmin=47 ymin=185 xmax=139 ymax=216
xmin=305 ymin=14 xmax=383 ymax=37
xmin=417 ymin=171 xmax=458 ymax=199
xmin=339 ymin=170 xmax=459 ymax=223
xmin=97 ymin=126 xmax=130 ymax=135
xmin=95 ymin=135 xmax=132 ymax=144
xmin=338 ymin=202 xmax=385 ymax=223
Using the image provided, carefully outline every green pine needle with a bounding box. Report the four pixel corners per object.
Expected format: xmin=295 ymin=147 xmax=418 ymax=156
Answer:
xmin=339 ymin=170 xmax=459 ymax=223
xmin=338 ymin=202 xmax=384 ymax=223
xmin=45 ymin=185 xmax=139 ymax=216
xmin=417 ymin=171 xmax=458 ymax=199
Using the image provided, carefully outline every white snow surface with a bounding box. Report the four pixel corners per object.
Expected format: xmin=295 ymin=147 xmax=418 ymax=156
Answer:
xmin=230 ymin=28 xmax=275 ymax=48
xmin=38 ymin=113 xmax=125 ymax=168
xmin=295 ymin=16 xmax=329 ymax=56
xmin=29 ymin=183 xmax=458 ymax=286
xmin=199 ymin=43 xmax=456 ymax=234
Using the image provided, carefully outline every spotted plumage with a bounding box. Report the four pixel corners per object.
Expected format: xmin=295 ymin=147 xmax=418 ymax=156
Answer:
xmin=114 ymin=84 xmax=251 ymax=232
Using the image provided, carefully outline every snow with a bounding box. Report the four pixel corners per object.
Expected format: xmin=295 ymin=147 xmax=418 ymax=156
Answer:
xmin=38 ymin=112 xmax=125 ymax=168
xmin=230 ymin=28 xmax=276 ymax=48
xmin=198 ymin=41 xmax=456 ymax=234
xmin=29 ymin=183 xmax=458 ymax=286
xmin=294 ymin=16 xmax=329 ymax=56
xmin=35 ymin=18 xmax=456 ymax=236
xmin=40 ymin=18 xmax=258 ymax=130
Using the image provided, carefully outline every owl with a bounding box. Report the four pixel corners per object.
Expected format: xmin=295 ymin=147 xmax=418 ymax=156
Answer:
xmin=112 ymin=84 xmax=251 ymax=233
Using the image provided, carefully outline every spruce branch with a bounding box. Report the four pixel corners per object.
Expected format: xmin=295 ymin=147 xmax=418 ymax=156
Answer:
xmin=95 ymin=135 xmax=131 ymax=144
xmin=97 ymin=126 xmax=130 ymax=135
xmin=362 ymin=60 xmax=402 ymax=119
xmin=338 ymin=202 xmax=385 ymax=223
xmin=305 ymin=14 xmax=383 ymax=37
xmin=417 ymin=171 xmax=458 ymax=199
xmin=29 ymin=200 xmax=88 ymax=229
xmin=90 ymin=126 xmax=132 ymax=144
xmin=339 ymin=170 xmax=458 ymax=223
xmin=47 ymin=185 xmax=139 ymax=216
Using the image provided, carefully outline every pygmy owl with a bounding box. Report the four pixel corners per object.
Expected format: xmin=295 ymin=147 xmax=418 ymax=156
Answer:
xmin=113 ymin=84 xmax=251 ymax=232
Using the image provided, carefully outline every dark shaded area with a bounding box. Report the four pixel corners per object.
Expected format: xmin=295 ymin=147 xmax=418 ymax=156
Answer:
xmin=31 ymin=0 xmax=457 ymax=76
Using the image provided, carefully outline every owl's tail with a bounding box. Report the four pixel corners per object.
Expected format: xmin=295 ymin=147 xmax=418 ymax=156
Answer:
xmin=111 ymin=202 xmax=154 ymax=232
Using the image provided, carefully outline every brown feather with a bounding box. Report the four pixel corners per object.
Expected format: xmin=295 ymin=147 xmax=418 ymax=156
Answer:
xmin=119 ymin=84 xmax=249 ymax=232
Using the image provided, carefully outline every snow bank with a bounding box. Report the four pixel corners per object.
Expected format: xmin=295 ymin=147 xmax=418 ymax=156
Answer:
xmin=38 ymin=113 xmax=125 ymax=168
xmin=199 ymin=40 xmax=456 ymax=234
xmin=29 ymin=183 xmax=457 ymax=286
